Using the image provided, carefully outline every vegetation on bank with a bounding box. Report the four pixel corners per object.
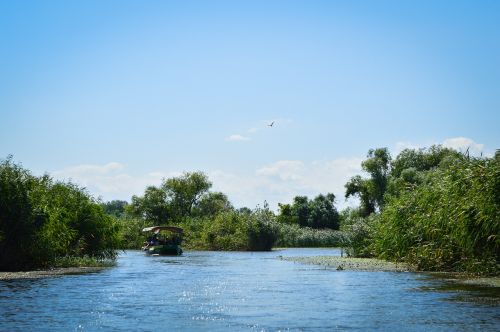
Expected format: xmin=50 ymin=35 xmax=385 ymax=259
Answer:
xmin=0 ymin=156 xmax=120 ymax=271
xmin=104 ymin=145 xmax=499 ymax=276
xmin=342 ymin=147 xmax=499 ymax=275
xmin=3 ymin=145 xmax=497 ymax=276
xmin=281 ymin=256 xmax=413 ymax=272
xmin=107 ymin=171 xmax=343 ymax=252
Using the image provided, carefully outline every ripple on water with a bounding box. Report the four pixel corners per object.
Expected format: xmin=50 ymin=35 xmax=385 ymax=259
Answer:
xmin=0 ymin=249 xmax=498 ymax=331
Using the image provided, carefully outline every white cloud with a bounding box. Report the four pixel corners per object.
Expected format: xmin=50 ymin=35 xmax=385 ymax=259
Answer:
xmin=52 ymin=162 xmax=164 ymax=201
xmin=53 ymin=162 xmax=124 ymax=176
xmin=48 ymin=137 xmax=492 ymax=210
xmin=51 ymin=157 xmax=363 ymax=210
xmin=211 ymin=158 xmax=363 ymax=210
xmin=256 ymin=160 xmax=305 ymax=181
xmin=247 ymin=127 xmax=259 ymax=133
xmin=442 ymin=137 xmax=484 ymax=155
xmin=226 ymin=134 xmax=250 ymax=141
xmin=395 ymin=137 xmax=488 ymax=157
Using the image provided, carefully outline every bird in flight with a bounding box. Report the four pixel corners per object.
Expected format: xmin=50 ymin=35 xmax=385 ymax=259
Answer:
xmin=268 ymin=121 xmax=274 ymax=127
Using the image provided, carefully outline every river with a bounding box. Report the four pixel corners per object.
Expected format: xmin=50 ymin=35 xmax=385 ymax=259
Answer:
xmin=0 ymin=249 xmax=498 ymax=331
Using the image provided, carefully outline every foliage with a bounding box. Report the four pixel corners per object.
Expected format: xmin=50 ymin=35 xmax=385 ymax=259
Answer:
xmin=101 ymin=200 xmax=128 ymax=218
xmin=339 ymin=208 xmax=376 ymax=257
xmin=345 ymin=148 xmax=391 ymax=216
xmin=116 ymin=217 xmax=151 ymax=249
xmin=126 ymin=171 xmax=213 ymax=224
xmin=127 ymin=186 xmax=170 ymax=225
xmin=246 ymin=205 xmax=279 ymax=251
xmin=0 ymin=157 xmax=120 ymax=271
xmin=375 ymin=156 xmax=499 ymax=274
xmin=201 ymin=211 xmax=250 ymax=250
xmin=390 ymin=145 xmax=460 ymax=178
xmin=345 ymin=176 xmax=375 ymax=217
xmin=276 ymin=223 xmax=345 ymax=247
xmin=192 ymin=192 xmax=233 ymax=218
xmin=162 ymin=171 xmax=212 ymax=219
xmin=0 ymin=156 xmax=41 ymax=270
xmin=276 ymin=193 xmax=340 ymax=229
xmin=386 ymin=145 xmax=460 ymax=198
xmin=343 ymin=146 xmax=499 ymax=275
xmin=194 ymin=205 xmax=278 ymax=251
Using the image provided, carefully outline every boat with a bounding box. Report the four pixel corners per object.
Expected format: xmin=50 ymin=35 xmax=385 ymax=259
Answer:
xmin=141 ymin=226 xmax=184 ymax=256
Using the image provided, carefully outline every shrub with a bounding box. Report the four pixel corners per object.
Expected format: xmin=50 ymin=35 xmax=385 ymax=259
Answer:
xmin=276 ymin=223 xmax=345 ymax=247
xmin=202 ymin=211 xmax=249 ymax=250
xmin=0 ymin=157 xmax=120 ymax=271
xmin=375 ymin=156 xmax=500 ymax=274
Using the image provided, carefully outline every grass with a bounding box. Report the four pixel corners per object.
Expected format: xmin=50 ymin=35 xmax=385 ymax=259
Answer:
xmin=52 ymin=256 xmax=116 ymax=268
xmin=281 ymin=255 xmax=414 ymax=272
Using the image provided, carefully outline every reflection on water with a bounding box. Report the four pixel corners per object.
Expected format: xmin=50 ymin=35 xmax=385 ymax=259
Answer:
xmin=0 ymin=249 xmax=498 ymax=331
xmin=417 ymin=275 xmax=500 ymax=306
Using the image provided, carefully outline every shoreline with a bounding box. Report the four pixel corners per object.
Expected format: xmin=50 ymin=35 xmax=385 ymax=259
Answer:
xmin=281 ymin=255 xmax=414 ymax=272
xmin=0 ymin=266 xmax=107 ymax=280
xmin=281 ymin=255 xmax=500 ymax=288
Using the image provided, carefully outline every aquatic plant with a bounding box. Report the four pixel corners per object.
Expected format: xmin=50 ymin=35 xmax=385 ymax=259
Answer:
xmin=375 ymin=155 xmax=499 ymax=274
xmin=275 ymin=223 xmax=345 ymax=248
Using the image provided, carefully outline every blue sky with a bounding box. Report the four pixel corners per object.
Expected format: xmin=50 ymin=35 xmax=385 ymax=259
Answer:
xmin=1 ymin=0 xmax=499 ymax=209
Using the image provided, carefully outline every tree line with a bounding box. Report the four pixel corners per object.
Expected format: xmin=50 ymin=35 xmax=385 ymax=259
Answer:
xmin=2 ymin=144 xmax=497 ymax=275
xmin=106 ymin=171 xmax=343 ymax=251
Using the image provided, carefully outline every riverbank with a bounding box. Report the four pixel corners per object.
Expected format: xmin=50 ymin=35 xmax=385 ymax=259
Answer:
xmin=280 ymin=255 xmax=414 ymax=272
xmin=0 ymin=266 xmax=107 ymax=280
xmin=281 ymin=255 xmax=500 ymax=289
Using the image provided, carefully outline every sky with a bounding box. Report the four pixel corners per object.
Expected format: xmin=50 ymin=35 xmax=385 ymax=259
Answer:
xmin=1 ymin=0 xmax=499 ymax=210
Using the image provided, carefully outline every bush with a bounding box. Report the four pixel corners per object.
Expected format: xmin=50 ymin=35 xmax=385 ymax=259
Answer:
xmin=247 ymin=207 xmax=278 ymax=251
xmin=176 ymin=207 xmax=279 ymax=251
xmin=0 ymin=157 xmax=120 ymax=271
xmin=375 ymin=156 xmax=500 ymax=274
xmin=202 ymin=211 xmax=249 ymax=250
xmin=117 ymin=217 xmax=151 ymax=249
xmin=276 ymin=223 xmax=345 ymax=247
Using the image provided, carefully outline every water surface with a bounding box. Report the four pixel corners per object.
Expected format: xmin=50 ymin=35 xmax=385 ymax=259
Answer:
xmin=0 ymin=249 xmax=498 ymax=331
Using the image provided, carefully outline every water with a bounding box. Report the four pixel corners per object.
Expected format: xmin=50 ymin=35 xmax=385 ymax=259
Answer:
xmin=0 ymin=249 xmax=498 ymax=331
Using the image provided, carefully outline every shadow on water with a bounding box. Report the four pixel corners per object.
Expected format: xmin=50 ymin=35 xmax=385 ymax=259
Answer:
xmin=416 ymin=273 xmax=500 ymax=306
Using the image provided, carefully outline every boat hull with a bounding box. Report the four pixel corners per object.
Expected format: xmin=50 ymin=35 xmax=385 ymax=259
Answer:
xmin=145 ymin=244 xmax=183 ymax=256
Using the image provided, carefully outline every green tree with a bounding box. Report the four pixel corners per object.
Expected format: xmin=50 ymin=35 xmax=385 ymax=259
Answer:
xmin=247 ymin=205 xmax=278 ymax=250
xmin=344 ymin=175 xmax=375 ymax=216
xmin=276 ymin=203 xmax=294 ymax=224
xmin=291 ymin=196 xmax=310 ymax=227
xmin=345 ymin=148 xmax=391 ymax=215
xmin=308 ymin=193 xmax=340 ymax=229
xmin=193 ymin=192 xmax=233 ymax=218
xmin=162 ymin=172 xmax=212 ymax=219
xmin=126 ymin=171 xmax=213 ymax=224
xmin=387 ymin=146 xmax=462 ymax=198
xmin=391 ymin=145 xmax=460 ymax=178
xmin=237 ymin=207 xmax=252 ymax=215
xmin=102 ymin=200 xmax=128 ymax=218
xmin=277 ymin=194 xmax=340 ymax=229
xmin=127 ymin=186 xmax=170 ymax=224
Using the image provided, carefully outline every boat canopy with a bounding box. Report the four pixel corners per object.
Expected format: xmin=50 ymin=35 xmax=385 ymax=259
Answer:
xmin=142 ymin=226 xmax=184 ymax=234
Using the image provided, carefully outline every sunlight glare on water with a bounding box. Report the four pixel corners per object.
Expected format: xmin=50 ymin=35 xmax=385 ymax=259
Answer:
xmin=0 ymin=249 xmax=498 ymax=331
